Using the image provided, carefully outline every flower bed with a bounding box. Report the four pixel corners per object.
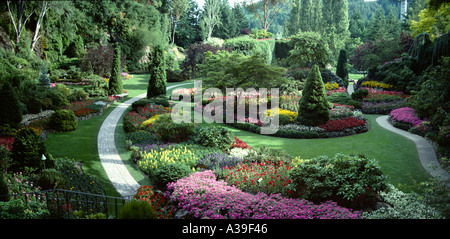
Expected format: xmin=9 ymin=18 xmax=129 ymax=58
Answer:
xmin=390 ymin=107 xmax=427 ymax=127
xmin=166 ymin=170 xmax=363 ymax=219
xmin=361 ymin=100 xmax=407 ymax=114
xmin=133 ymin=185 xmax=175 ymax=219
xmin=222 ymin=160 xmax=294 ymax=196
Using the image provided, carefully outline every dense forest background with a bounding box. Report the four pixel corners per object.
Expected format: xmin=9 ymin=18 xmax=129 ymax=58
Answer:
xmin=0 ymin=0 xmax=447 ymax=81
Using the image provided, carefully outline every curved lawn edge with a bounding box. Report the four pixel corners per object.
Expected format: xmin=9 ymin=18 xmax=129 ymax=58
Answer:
xmin=375 ymin=115 xmax=450 ymax=188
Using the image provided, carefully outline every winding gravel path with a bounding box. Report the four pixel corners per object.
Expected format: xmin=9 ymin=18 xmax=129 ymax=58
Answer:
xmin=97 ymin=82 xmax=192 ymax=197
xmin=376 ymin=115 xmax=450 ymax=188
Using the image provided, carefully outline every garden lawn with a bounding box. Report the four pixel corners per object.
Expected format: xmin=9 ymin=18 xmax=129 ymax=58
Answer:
xmin=216 ymin=114 xmax=432 ymax=191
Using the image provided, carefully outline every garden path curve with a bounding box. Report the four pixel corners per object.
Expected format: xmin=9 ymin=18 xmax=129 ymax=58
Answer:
xmin=376 ymin=115 xmax=450 ymax=188
xmin=98 ymin=82 xmax=192 ymax=197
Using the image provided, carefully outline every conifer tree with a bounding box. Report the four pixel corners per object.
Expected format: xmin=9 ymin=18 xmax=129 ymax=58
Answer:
xmin=147 ymin=45 xmax=167 ymax=98
xmin=296 ymin=65 xmax=330 ymax=126
xmin=108 ymin=44 xmax=123 ymax=95
xmin=336 ymin=49 xmax=349 ymax=88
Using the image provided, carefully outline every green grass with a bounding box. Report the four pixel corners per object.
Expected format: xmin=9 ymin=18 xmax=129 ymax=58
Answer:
xmin=348 ymin=73 xmax=365 ymax=81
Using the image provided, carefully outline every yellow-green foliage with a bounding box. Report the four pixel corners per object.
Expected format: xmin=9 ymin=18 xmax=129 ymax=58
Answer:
xmin=138 ymin=146 xmax=197 ymax=176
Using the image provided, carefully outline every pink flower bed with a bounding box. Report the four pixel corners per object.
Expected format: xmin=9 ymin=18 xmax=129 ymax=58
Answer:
xmin=390 ymin=107 xmax=427 ymax=127
xmin=166 ymin=170 xmax=362 ymax=219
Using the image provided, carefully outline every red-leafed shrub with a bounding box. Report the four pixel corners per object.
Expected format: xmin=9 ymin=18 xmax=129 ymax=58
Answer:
xmin=133 ymin=185 xmax=175 ymax=219
xmin=230 ymin=137 xmax=252 ymax=149
xmin=319 ymin=117 xmax=366 ymax=132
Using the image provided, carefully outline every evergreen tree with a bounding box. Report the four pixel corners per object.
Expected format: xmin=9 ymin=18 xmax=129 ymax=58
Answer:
xmin=232 ymin=3 xmax=249 ymax=35
xmin=287 ymin=0 xmax=301 ymax=36
xmin=0 ymin=81 xmax=23 ymax=128
xmin=37 ymin=67 xmax=51 ymax=88
xmin=300 ymin=0 xmax=313 ymax=32
xmin=108 ymin=44 xmax=123 ymax=95
xmin=213 ymin=0 xmax=236 ymax=39
xmin=349 ymin=9 xmax=365 ymax=39
xmin=296 ymin=65 xmax=330 ymax=126
xmin=367 ymin=8 xmax=388 ymax=41
xmin=311 ymin=0 xmax=323 ymax=33
xmin=147 ymin=45 xmax=167 ymax=98
xmin=336 ymin=49 xmax=349 ymax=88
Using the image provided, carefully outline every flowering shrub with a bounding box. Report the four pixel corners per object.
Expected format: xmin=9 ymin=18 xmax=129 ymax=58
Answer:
xmin=324 ymin=82 xmax=339 ymax=90
xmin=362 ymin=100 xmax=407 ymax=114
xmin=198 ymin=152 xmax=244 ymax=173
xmin=166 ymin=170 xmax=363 ymax=219
xmin=229 ymin=148 xmax=253 ymax=159
xmin=319 ymin=117 xmax=366 ymax=132
xmin=148 ymin=114 xmax=196 ymax=143
xmin=0 ymin=137 xmax=15 ymax=151
xmin=264 ymin=107 xmax=298 ymax=123
xmin=171 ymin=88 xmax=199 ymax=101
xmin=141 ymin=114 xmax=161 ymax=127
xmin=279 ymin=94 xmax=301 ymax=112
xmin=222 ymin=161 xmax=294 ymax=196
xmin=329 ymin=105 xmax=354 ymax=119
xmin=230 ymin=137 xmax=252 ymax=149
xmin=134 ymin=185 xmax=175 ymax=219
xmin=138 ymin=146 xmax=198 ymax=177
xmin=361 ymin=81 xmax=394 ymax=89
xmin=326 ymin=87 xmax=347 ymax=96
xmin=73 ymin=108 xmax=97 ymax=117
xmin=363 ymin=92 xmax=408 ymax=103
xmin=390 ymin=107 xmax=427 ymax=127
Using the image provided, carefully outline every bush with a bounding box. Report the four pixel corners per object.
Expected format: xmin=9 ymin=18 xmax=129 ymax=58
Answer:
xmin=45 ymin=89 xmax=69 ymax=109
xmin=351 ymin=89 xmax=369 ymax=101
xmin=0 ymin=81 xmax=23 ymax=128
xmin=49 ymin=110 xmax=77 ymax=131
xmin=287 ymin=154 xmax=388 ymax=210
xmin=149 ymin=114 xmax=195 ymax=143
xmin=38 ymin=168 xmax=69 ymax=190
xmin=153 ymin=163 xmax=193 ymax=187
xmin=10 ymin=128 xmax=50 ymax=174
xmin=191 ymin=126 xmax=234 ymax=152
xmin=0 ymin=174 xmax=9 ymax=202
xmin=117 ymin=200 xmax=156 ymax=219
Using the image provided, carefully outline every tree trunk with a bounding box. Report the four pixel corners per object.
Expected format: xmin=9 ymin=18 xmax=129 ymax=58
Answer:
xmin=31 ymin=1 xmax=49 ymax=53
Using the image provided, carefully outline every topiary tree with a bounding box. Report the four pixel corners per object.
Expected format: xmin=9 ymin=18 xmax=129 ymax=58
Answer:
xmin=336 ymin=49 xmax=349 ymax=88
xmin=296 ymin=65 xmax=330 ymax=126
xmin=108 ymin=44 xmax=123 ymax=95
xmin=147 ymin=45 xmax=167 ymax=98
xmin=0 ymin=81 xmax=23 ymax=128
xmin=38 ymin=67 xmax=51 ymax=88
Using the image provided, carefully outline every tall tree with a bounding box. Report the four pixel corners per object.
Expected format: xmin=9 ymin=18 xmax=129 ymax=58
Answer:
xmin=299 ymin=0 xmax=313 ymax=32
xmin=336 ymin=49 xmax=349 ymax=88
xmin=349 ymin=8 xmax=365 ymax=40
xmin=287 ymin=0 xmax=300 ymax=36
xmin=109 ymin=44 xmax=123 ymax=95
xmin=168 ymin=0 xmax=189 ymax=44
xmin=232 ymin=3 xmax=249 ymax=35
xmin=244 ymin=0 xmax=291 ymax=31
xmin=147 ymin=45 xmax=167 ymax=98
xmin=174 ymin=0 xmax=202 ymax=48
xmin=213 ymin=0 xmax=237 ymax=39
xmin=199 ymin=0 xmax=222 ymax=40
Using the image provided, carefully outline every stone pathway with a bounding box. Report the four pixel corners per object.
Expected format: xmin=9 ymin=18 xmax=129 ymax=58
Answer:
xmin=376 ymin=115 xmax=450 ymax=188
xmin=98 ymin=82 xmax=192 ymax=197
